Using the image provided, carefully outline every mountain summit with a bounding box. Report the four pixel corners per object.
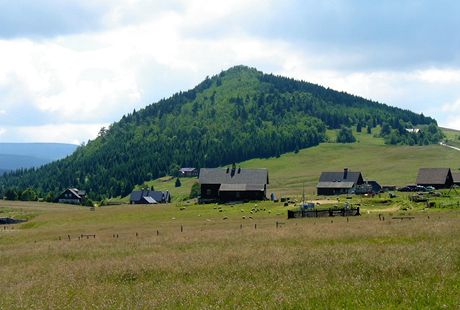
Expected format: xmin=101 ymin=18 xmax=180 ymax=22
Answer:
xmin=0 ymin=66 xmax=437 ymax=199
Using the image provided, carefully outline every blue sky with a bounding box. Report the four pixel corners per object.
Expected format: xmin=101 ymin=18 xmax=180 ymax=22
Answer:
xmin=0 ymin=0 xmax=459 ymax=143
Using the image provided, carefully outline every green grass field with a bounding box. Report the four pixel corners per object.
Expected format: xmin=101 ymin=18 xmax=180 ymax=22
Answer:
xmin=2 ymin=129 xmax=460 ymax=308
xmin=442 ymin=127 xmax=460 ymax=148
xmin=1 ymin=199 xmax=459 ymax=309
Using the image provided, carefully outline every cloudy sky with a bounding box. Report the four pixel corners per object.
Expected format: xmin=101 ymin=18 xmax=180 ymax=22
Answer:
xmin=1 ymin=0 xmax=460 ymax=144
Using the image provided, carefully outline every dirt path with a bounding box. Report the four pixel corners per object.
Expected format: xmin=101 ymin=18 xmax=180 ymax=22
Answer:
xmin=439 ymin=142 xmax=460 ymax=152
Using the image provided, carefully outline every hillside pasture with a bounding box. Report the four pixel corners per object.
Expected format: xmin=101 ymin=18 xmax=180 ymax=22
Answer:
xmin=129 ymin=130 xmax=460 ymax=201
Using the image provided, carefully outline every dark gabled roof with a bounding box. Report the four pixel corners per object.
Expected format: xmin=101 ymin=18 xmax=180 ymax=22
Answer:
xmin=130 ymin=189 xmax=170 ymax=203
xmin=316 ymin=181 xmax=355 ymax=189
xmin=180 ymin=168 xmax=197 ymax=172
xmin=319 ymin=171 xmax=362 ymax=184
xmin=199 ymin=168 xmax=269 ymax=185
xmin=142 ymin=196 xmax=157 ymax=204
xmin=61 ymin=188 xmax=85 ymax=199
xmin=416 ymin=168 xmax=452 ymax=185
xmin=219 ymin=183 xmax=265 ymax=192
xmin=453 ymin=172 xmax=460 ymax=184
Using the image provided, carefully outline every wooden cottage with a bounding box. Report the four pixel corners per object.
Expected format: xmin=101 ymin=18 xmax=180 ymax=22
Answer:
xmin=355 ymin=180 xmax=382 ymax=195
xmin=317 ymin=168 xmax=364 ymax=195
xmin=452 ymin=171 xmax=460 ymax=186
xmin=57 ymin=188 xmax=86 ymax=205
xmin=179 ymin=168 xmax=199 ymax=177
xmin=416 ymin=168 xmax=454 ymax=189
xmin=199 ymin=166 xmax=269 ymax=202
xmin=130 ymin=189 xmax=171 ymax=204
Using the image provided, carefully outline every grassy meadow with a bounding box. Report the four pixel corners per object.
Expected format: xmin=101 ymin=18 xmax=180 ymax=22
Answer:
xmin=1 ymin=198 xmax=460 ymax=309
xmin=2 ymin=129 xmax=460 ymax=308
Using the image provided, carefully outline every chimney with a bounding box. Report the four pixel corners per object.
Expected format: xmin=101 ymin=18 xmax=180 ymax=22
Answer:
xmin=231 ymin=163 xmax=236 ymax=177
xmin=343 ymin=168 xmax=348 ymax=179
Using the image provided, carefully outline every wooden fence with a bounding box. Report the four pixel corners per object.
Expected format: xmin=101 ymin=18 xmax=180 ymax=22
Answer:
xmin=287 ymin=207 xmax=360 ymax=219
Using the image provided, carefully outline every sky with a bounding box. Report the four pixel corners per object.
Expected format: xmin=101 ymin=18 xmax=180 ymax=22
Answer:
xmin=0 ymin=0 xmax=460 ymax=144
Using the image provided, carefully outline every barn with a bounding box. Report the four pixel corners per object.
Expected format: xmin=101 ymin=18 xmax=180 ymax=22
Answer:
xmin=199 ymin=166 xmax=269 ymax=202
xmin=416 ymin=168 xmax=454 ymax=189
xmin=57 ymin=188 xmax=86 ymax=205
xmin=179 ymin=168 xmax=199 ymax=177
xmin=317 ymin=168 xmax=364 ymax=195
xmin=452 ymin=171 xmax=460 ymax=186
xmin=130 ymin=189 xmax=171 ymax=204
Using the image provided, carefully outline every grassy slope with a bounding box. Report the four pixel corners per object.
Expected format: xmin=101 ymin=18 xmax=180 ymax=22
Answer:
xmin=131 ymin=129 xmax=460 ymax=200
xmin=243 ymin=129 xmax=460 ymax=196
xmin=442 ymin=127 xmax=460 ymax=148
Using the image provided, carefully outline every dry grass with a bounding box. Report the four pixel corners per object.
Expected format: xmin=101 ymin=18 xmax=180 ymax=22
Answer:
xmin=1 ymin=201 xmax=459 ymax=309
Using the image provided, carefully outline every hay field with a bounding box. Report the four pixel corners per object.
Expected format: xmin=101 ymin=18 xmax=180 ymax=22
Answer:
xmin=1 ymin=200 xmax=459 ymax=309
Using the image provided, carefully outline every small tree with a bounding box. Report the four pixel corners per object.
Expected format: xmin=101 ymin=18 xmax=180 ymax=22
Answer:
xmin=84 ymin=198 xmax=94 ymax=207
xmin=20 ymin=188 xmax=37 ymax=201
xmin=356 ymin=122 xmax=362 ymax=133
xmin=4 ymin=188 xmax=18 ymax=201
xmin=367 ymin=125 xmax=372 ymax=134
xmin=189 ymin=182 xmax=200 ymax=199
xmin=45 ymin=192 xmax=55 ymax=203
xmin=336 ymin=127 xmax=356 ymax=143
xmin=169 ymin=163 xmax=180 ymax=177
xmin=175 ymin=178 xmax=182 ymax=187
xmin=380 ymin=123 xmax=391 ymax=136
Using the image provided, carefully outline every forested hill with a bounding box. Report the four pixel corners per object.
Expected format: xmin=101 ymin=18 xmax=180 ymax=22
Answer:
xmin=0 ymin=66 xmax=440 ymax=200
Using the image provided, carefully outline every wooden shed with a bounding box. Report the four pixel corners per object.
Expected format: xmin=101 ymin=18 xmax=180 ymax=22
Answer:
xmin=199 ymin=166 xmax=269 ymax=202
xmin=416 ymin=168 xmax=454 ymax=189
xmin=316 ymin=168 xmax=364 ymax=195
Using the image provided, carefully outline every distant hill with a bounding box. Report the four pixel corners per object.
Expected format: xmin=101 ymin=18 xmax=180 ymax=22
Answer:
xmin=0 ymin=143 xmax=77 ymax=171
xmin=0 ymin=66 xmax=441 ymax=200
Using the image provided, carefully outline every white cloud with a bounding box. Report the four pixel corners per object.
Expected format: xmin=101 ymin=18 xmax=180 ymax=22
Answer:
xmin=0 ymin=128 xmax=5 ymax=136
xmin=442 ymin=98 xmax=460 ymax=113
xmin=444 ymin=115 xmax=460 ymax=130
xmin=1 ymin=0 xmax=460 ymax=144
xmin=0 ymin=109 xmax=6 ymax=115
xmin=414 ymin=68 xmax=460 ymax=84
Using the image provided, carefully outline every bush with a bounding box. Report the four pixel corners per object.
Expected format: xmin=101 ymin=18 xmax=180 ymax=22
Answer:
xmin=20 ymin=188 xmax=38 ymax=201
xmin=83 ymin=199 xmax=94 ymax=207
xmin=336 ymin=127 xmax=356 ymax=143
xmin=4 ymin=188 xmax=18 ymax=201
xmin=175 ymin=178 xmax=182 ymax=187
xmin=189 ymin=182 xmax=200 ymax=199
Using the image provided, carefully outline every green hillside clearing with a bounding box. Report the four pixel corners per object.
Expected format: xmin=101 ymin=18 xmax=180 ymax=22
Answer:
xmin=134 ymin=129 xmax=460 ymax=200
